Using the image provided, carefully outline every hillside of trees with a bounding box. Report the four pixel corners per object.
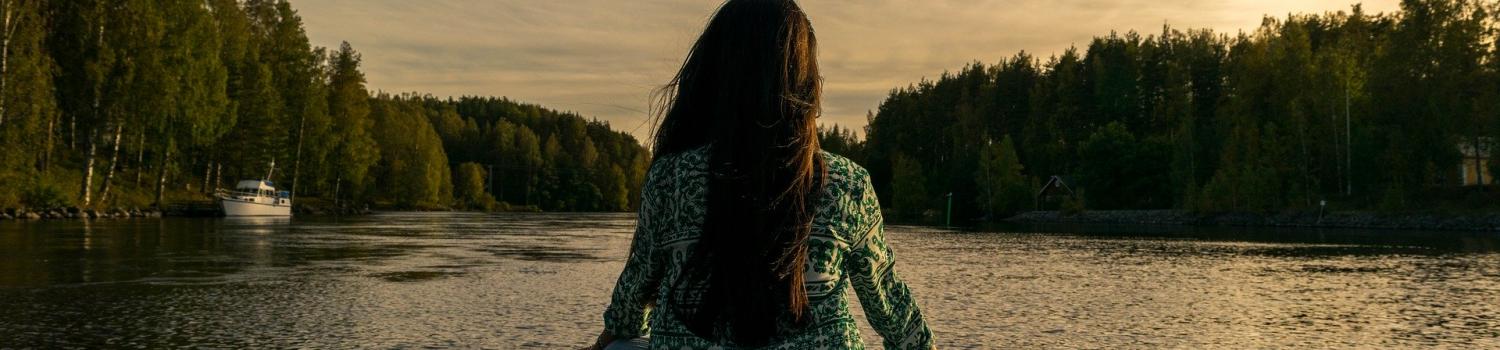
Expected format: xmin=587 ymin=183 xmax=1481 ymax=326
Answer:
xmin=0 ymin=0 xmax=649 ymax=212
xmin=830 ymin=0 xmax=1500 ymax=222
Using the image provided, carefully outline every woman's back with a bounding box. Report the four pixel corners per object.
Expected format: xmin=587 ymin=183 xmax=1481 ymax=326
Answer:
xmin=602 ymin=147 xmax=932 ymax=349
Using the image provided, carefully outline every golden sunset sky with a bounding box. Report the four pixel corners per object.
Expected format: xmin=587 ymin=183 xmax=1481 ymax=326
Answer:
xmin=295 ymin=0 xmax=1401 ymax=141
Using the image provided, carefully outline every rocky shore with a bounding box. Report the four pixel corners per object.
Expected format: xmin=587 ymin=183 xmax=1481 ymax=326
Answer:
xmin=1007 ymin=210 xmax=1500 ymax=232
xmin=0 ymin=203 xmax=372 ymax=221
xmin=0 ymin=207 xmax=164 ymax=220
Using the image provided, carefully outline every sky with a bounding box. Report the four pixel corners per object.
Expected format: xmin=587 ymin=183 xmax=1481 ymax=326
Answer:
xmin=294 ymin=0 xmax=1401 ymax=142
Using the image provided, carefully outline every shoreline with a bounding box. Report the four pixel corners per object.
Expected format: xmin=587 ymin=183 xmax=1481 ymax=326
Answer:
xmin=1 ymin=207 xmax=164 ymax=220
xmin=0 ymin=204 xmax=578 ymax=221
xmin=0 ymin=203 xmax=374 ymax=221
xmin=1006 ymin=210 xmax=1500 ymax=232
xmin=15 ymin=205 xmax=1495 ymax=232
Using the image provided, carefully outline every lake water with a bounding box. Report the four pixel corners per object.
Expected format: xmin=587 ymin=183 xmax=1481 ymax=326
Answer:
xmin=1 ymin=212 xmax=1497 ymax=348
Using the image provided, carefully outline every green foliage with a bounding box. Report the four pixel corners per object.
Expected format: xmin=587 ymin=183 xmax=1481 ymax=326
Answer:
xmin=976 ymin=135 xmax=1031 ymax=217
xmin=864 ymin=0 xmax=1499 ymax=217
xmin=23 ymin=181 xmax=71 ymax=209
xmin=1379 ymin=184 xmax=1411 ymax=213
xmin=429 ymin=96 xmax=649 ymax=212
xmin=1 ymin=0 xmax=650 ymax=213
xmin=889 ymin=153 xmax=929 ymax=219
xmin=452 ymin=162 xmax=495 ymax=210
xmin=0 ymin=0 xmax=57 ymax=173
xmin=819 ymin=124 xmax=865 ymax=163
xmin=369 ymin=94 xmax=452 ymax=209
xmin=1491 ymin=158 xmax=1500 ymax=188
xmin=326 ymin=42 xmax=379 ymax=200
xmin=1061 ymin=189 xmax=1087 ymax=216
xmin=10 ymin=0 xmax=1497 ymax=216
xmin=1076 ymin=122 xmax=1171 ymax=210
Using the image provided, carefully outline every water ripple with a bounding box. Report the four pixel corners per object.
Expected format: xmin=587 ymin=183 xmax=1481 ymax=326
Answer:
xmin=0 ymin=213 xmax=1496 ymax=348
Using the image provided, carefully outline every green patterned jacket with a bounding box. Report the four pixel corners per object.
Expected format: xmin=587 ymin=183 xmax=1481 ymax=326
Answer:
xmin=603 ymin=147 xmax=933 ymax=349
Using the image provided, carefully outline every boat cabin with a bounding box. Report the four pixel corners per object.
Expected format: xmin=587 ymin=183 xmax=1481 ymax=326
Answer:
xmin=235 ymin=180 xmax=281 ymax=198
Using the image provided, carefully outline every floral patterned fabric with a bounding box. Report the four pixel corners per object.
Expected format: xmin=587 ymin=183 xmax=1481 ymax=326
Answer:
xmin=602 ymin=147 xmax=933 ymax=349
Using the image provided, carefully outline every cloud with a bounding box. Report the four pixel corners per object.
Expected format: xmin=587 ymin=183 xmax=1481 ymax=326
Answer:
xmin=295 ymin=0 xmax=1400 ymax=142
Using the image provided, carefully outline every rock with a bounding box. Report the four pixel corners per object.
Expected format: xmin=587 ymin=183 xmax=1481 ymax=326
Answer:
xmin=23 ymin=212 xmax=41 ymax=220
xmin=0 ymin=214 xmax=11 ymax=220
xmin=85 ymin=209 xmax=100 ymax=219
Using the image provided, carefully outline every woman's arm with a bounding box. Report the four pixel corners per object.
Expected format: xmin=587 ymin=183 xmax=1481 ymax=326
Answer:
xmin=589 ymin=161 xmax=668 ymax=347
xmin=843 ymin=175 xmax=934 ymax=350
xmin=599 ymin=185 xmax=662 ymax=339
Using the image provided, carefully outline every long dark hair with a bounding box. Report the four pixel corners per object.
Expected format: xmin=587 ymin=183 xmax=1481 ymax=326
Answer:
xmin=650 ymin=0 xmax=825 ymax=345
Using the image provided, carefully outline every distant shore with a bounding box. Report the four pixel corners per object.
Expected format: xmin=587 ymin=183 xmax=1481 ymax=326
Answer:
xmin=1 ymin=207 xmax=163 ymax=220
xmin=1006 ymin=210 xmax=1500 ymax=232
xmin=0 ymin=202 xmax=373 ymax=221
xmin=0 ymin=201 xmax=565 ymax=221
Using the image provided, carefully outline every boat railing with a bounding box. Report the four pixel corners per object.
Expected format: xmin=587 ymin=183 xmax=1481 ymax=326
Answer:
xmin=215 ymin=188 xmax=283 ymax=200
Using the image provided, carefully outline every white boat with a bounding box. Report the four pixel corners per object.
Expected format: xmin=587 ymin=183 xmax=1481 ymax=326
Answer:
xmin=217 ymin=180 xmax=292 ymax=217
xmin=216 ymin=161 xmax=292 ymax=217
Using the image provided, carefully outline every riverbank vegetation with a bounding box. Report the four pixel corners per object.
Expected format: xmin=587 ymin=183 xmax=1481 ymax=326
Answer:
xmin=829 ymin=0 xmax=1500 ymax=222
xmin=0 ymin=0 xmax=649 ymax=212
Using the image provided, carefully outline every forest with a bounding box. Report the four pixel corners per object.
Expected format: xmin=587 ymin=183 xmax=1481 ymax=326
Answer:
xmin=826 ymin=0 xmax=1500 ymax=221
xmin=0 ymin=0 xmax=650 ymax=212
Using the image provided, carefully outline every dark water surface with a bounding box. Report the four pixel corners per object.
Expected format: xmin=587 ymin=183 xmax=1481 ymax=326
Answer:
xmin=1 ymin=213 xmax=1497 ymax=348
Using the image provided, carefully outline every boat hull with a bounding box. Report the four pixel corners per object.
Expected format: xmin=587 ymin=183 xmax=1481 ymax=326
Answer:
xmin=220 ymin=199 xmax=292 ymax=217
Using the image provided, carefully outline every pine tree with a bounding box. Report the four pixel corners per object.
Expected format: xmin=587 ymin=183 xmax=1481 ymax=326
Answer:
xmin=890 ymin=153 xmax=929 ymax=219
xmin=326 ymin=41 xmax=377 ymax=204
xmin=976 ymin=135 xmax=1030 ymax=217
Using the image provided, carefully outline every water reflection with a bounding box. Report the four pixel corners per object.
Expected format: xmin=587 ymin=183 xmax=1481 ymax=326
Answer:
xmin=0 ymin=213 xmax=1496 ymax=348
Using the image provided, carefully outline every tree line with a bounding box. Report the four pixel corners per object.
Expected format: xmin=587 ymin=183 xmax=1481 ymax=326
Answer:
xmin=830 ymin=0 xmax=1500 ymax=221
xmin=0 ymin=0 xmax=650 ymax=212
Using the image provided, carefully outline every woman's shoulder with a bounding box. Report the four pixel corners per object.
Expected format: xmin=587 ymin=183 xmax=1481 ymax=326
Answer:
xmin=647 ymin=147 xmax=870 ymax=193
xmin=818 ymin=151 xmax=882 ymax=242
xmin=819 ymin=150 xmax=873 ymax=192
xmin=646 ymin=147 xmax=710 ymax=179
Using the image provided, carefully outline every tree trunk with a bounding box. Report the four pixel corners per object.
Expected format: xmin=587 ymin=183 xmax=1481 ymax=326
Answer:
xmin=334 ymin=176 xmax=342 ymax=212
xmin=202 ymin=159 xmax=212 ymax=194
xmin=98 ymin=123 xmax=124 ymax=204
xmin=291 ymin=112 xmax=307 ymax=199
xmin=41 ymin=102 xmax=54 ymax=172
xmin=79 ymin=131 xmax=98 ymax=207
xmin=1 ymin=0 xmax=13 ymax=129
xmin=78 ymin=16 xmax=105 ymax=207
xmin=154 ymin=147 xmax=171 ymax=208
xmin=134 ymin=128 xmax=145 ymax=186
